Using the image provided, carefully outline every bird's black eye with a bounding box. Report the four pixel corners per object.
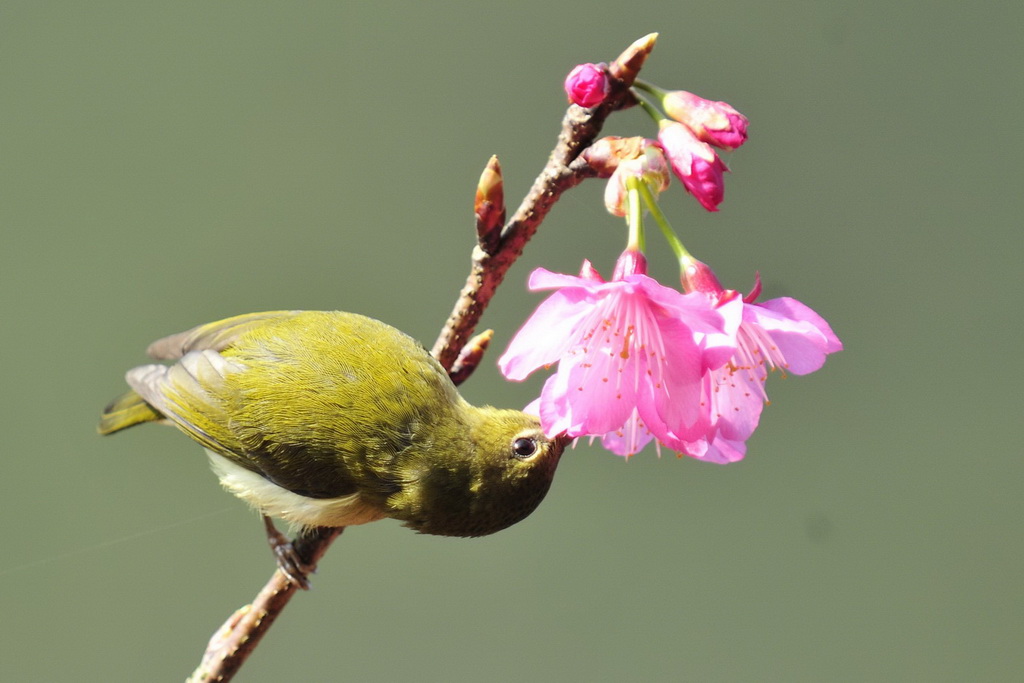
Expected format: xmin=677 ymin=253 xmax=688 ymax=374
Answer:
xmin=512 ymin=437 xmax=538 ymax=459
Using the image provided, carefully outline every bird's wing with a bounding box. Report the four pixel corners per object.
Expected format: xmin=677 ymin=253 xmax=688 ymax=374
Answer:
xmin=146 ymin=311 xmax=304 ymax=360
xmin=126 ymin=350 xmax=247 ymax=460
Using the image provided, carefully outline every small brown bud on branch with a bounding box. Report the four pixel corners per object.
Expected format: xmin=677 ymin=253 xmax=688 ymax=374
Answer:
xmin=475 ymin=156 xmax=506 ymax=255
xmin=449 ymin=329 xmax=494 ymax=386
xmin=608 ymin=33 xmax=658 ymax=84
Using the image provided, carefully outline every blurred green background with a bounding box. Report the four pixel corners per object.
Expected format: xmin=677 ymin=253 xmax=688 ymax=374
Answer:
xmin=2 ymin=2 xmax=1020 ymax=681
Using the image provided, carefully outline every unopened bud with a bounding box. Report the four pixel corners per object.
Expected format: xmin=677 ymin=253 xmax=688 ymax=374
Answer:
xmin=679 ymin=256 xmax=725 ymax=296
xmin=657 ymin=120 xmax=728 ymax=212
xmin=449 ymin=329 xmax=494 ymax=385
xmin=475 ymin=155 xmax=505 ymax=254
xmin=662 ymin=90 xmax=748 ymax=150
xmin=608 ymin=33 xmax=658 ymax=85
xmin=564 ymin=63 xmax=610 ymax=108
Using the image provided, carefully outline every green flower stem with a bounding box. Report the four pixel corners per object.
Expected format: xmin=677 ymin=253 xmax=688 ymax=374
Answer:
xmin=632 ymin=79 xmax=668 ymax=101
xmin=635 ymin=181 xmax=694 ymax=268
xmin=632 ymin=93 xmax=666 ymax=125
xmin=625 ymin=180 xmax=646 ymax=252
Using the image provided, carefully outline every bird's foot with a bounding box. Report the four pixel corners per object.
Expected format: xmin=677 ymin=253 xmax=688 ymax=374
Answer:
xmin=262 ymin=516 xmax=314 ymax=589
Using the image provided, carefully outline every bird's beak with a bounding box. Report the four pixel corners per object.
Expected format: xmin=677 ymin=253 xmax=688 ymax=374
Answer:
xmin=553 ymin=433 xmax=576 ymax=453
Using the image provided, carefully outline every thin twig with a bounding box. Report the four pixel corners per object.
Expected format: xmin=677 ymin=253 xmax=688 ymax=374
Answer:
xmin=187 ymin=527 xmax=343 ymax=683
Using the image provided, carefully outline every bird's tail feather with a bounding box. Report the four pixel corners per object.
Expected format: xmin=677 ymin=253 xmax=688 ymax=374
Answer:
xmin=98 ymin=390 xmax=163 ymax=435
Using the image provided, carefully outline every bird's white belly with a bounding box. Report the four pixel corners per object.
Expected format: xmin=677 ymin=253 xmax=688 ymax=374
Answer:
xmin=205 ymin=450 xmax=387 ymax=529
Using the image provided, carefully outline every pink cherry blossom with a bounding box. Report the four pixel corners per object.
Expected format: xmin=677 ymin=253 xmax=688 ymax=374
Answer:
xmin=662 ymin=90 xmax=749 ymax=151
xmin=680 ymin=271 xmax=843 ymax=463
xmin=657 ymin=120 xmax=729 ymax=212
xmin=499 ymin=251 xmax=740 ymax=457
xmin=564 ymin=63 xmax=610 ymax=108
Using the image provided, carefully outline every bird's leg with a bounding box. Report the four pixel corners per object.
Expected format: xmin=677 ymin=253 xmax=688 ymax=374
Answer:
xmin=262 ymin=515 xmax=311 ymax=589
xmin=261 ymin=516 xmax=343 ymax=589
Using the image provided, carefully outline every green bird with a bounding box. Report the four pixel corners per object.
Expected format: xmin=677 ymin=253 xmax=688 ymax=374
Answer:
xmin=99 ymin=311 xmax=567 ymax=585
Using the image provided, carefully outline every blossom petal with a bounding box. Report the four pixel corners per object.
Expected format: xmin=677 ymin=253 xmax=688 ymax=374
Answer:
xmin=499 ymin=289 xmax=595 ymax=380
xmin=710 ymin=365 xmax=765 ymax=441
xmin=758 ymin=297 xmax=843 ymax=352
xmin=695 ymin=435 xmax=747 ymax=464
xmin=635 ymin=278 xmax=727 ymax=335
xmin=599 ymin=408 xmax=657 ymax=457
xmin=559 ymin=337 xmax=639 ymax=436
xmin=644 ymin=314 xmax=708 ymax=440
xmin=700 ymin=295 xmax=744 ymax=369
xmin=527 ymin=266 xmax=598 ymax=291
xmin=748 ymin=298 xmax=841 ymax=375
xmin=537 ymin=371 xmax=578 ymax=437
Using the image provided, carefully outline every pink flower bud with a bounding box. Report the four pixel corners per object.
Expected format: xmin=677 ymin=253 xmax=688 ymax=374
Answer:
xmin=657 ymin=120 xmax=728 ymax=212
xmin=679 ymin=256 xmax=726 ymax=296
xmin=611 ymin=248 xmax=647 ymax=280
xmin=564 ymin=63 xmax=610 ymax=108
xmin=662 ymin=90 xmax=748 ymax=150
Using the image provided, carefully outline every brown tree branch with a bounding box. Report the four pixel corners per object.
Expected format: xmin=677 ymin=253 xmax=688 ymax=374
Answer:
xmin=187 ymin=527 xmax=343 ymax=683
xmin=186 ymin=33 xmax=657 ymax=682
